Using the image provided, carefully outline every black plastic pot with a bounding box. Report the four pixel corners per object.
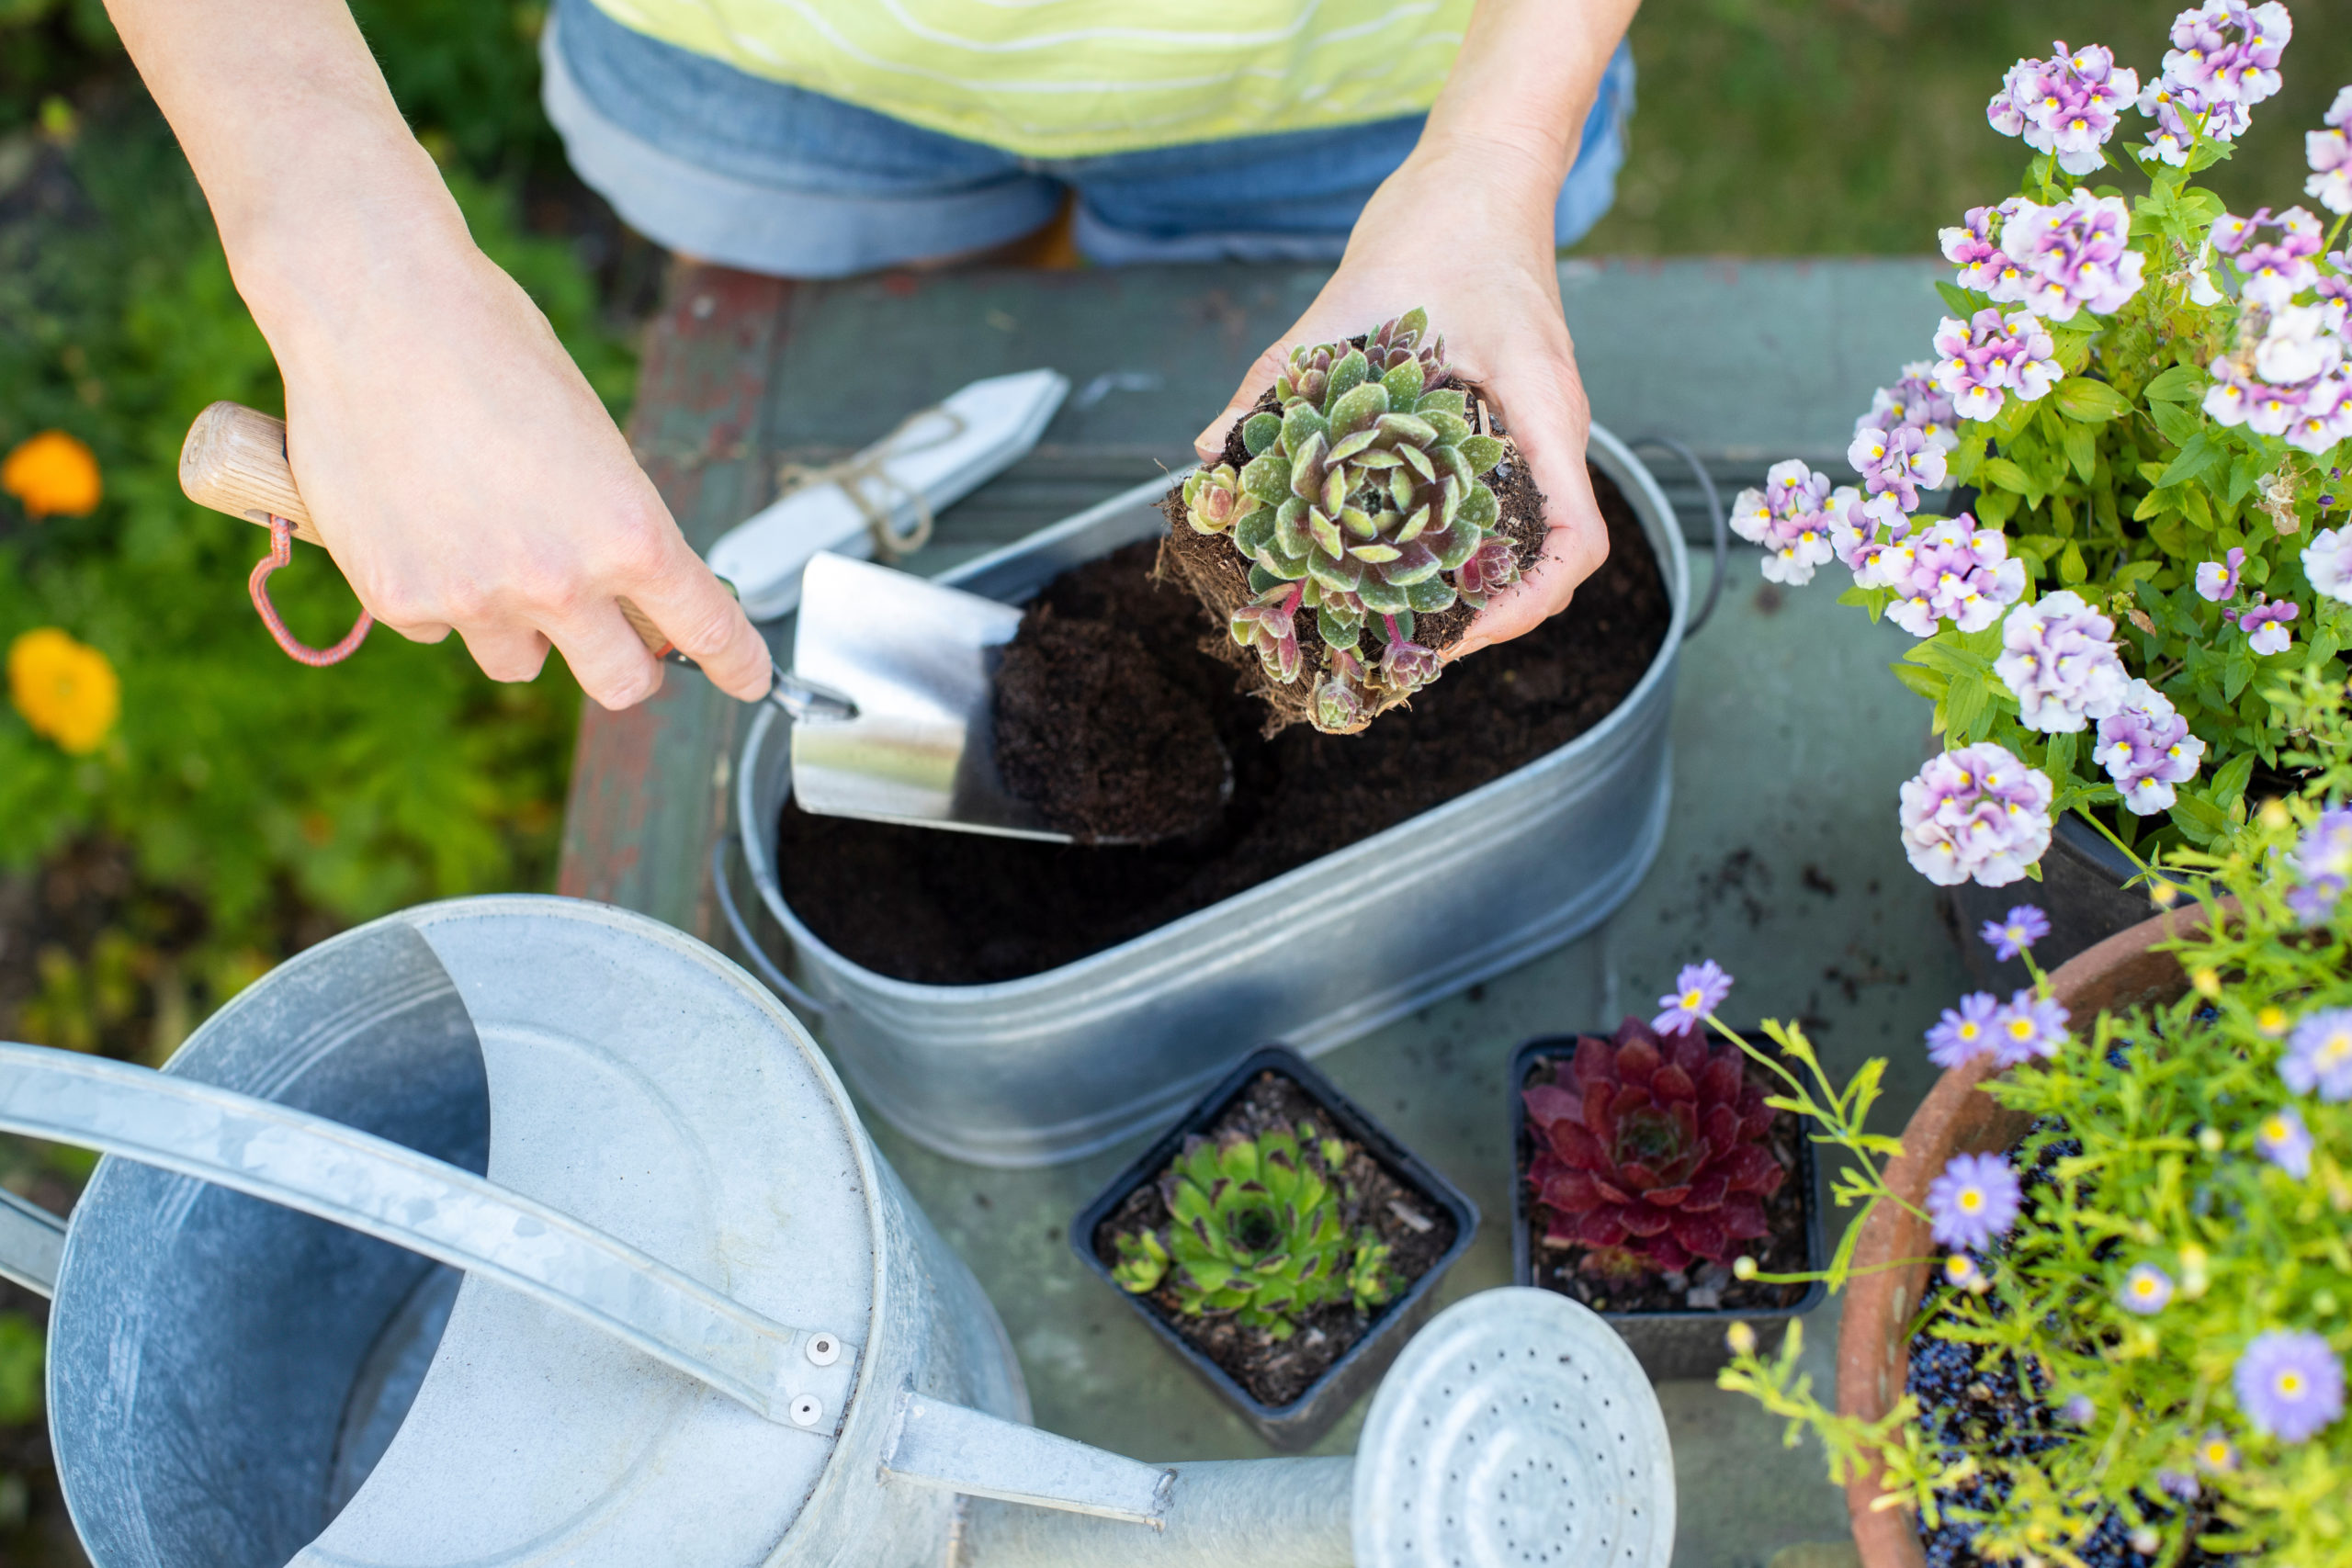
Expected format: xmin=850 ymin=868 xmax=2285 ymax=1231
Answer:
xmin=1947 ymin=810 xmax=2150 ymax=994
xmin=1069 ymin=1043 xmax=1479 ymax=1451
xmin=1509 ymin=1032 xmax=1825 ymax=1383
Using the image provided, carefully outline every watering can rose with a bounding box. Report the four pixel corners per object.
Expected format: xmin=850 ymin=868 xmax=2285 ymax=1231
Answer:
xmin=7 ymin=627 xmax=119 ymax=754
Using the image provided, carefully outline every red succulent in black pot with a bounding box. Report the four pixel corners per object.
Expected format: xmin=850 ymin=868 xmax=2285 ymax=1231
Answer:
xmin=1522 ymin=1016 xmax=1784 ymax=1275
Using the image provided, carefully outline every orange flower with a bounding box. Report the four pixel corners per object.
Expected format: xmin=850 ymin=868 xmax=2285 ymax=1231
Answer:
xmin=7 ymin=628 xmax=119 ymax=754
xmin=2 ymin=431 xmax=103 ymax=520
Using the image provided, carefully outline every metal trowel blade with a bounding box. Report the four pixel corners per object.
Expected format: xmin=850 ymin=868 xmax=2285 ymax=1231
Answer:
xmin=786 ymin=552 xmax=1071 ymax=842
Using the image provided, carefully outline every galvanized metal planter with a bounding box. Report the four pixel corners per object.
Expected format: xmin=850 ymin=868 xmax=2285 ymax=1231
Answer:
xmin=729 ymin=425 xmax=1695 ymax=1168
xmin=1508 ymin=1032 xmax=1826 ymax=1383
xmin=1069 ymin=1043 xmax=1478 ymax=1451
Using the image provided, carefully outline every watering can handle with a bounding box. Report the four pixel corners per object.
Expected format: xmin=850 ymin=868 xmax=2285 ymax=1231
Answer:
xmin=178 ymin=401 xmax=679 ymax=656
xmin=0 ymin=1042 xmax=856 ymax=1431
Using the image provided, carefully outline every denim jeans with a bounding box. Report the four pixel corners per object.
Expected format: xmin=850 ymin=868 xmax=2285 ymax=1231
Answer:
xmin=542 ymin=0 xmax=1634 ymax=277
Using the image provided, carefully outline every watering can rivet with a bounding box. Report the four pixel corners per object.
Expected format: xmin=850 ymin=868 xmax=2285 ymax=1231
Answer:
xmin=790 ymin=1393 xmax=825 ymax=1427
xmin=807 ymin=1332 xmax=841 ymax=1366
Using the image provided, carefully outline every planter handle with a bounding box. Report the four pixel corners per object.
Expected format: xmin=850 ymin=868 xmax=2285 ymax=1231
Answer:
xmin=1632 ymin=434 xmax=1727 ymax=637
xmin=713 ymin=831 xmax=834 ymax=1019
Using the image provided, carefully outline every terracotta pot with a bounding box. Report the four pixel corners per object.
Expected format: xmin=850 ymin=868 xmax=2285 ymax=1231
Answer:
xmin=1834 ymin=901 xmax=2217 ymax=1568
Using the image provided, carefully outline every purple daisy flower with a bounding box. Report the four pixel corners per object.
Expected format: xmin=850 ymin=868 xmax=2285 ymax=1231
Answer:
xmin=2234 ymin=1330 xmax=2345 ymax=1442
xmin=1899 ymin=742 xmax=2053 ymax=887
xmin=1980 ymin=906 xmax=2050 ymax=962
xmin=1927 ymin=1152 xmax=2022 ymax=1251
xmin=1652 ymin=960 xmax=1733 ymax=1034
xmin=2287 ymin=805 xmax=2352 ymax=925
xmin=2195 ymin=547 xmax=2245 ymax=602
xmin=2196 ymin=1428 xmax=2239 ymax=1472
xmin=2060 ymin=1393 xmax=2096 ymax=1426
xmin=2154 ymin=1468 xmax=2199 ymax=1502
xmin=2097 ymin=681 xmax=2206 ymax=817
xmin=1928 ymin=992 xmax=2004 ymax=1067
xmin=2120 ymin=1262 xmax=2175 ymax=1314
xmin=2256 ymin=1106 xmax=2314 ymax=1178
xmin=1942 ymin=1252 xmax=1989 ymax=1292
xmin=1993 ymin=988 xmax=2071 ymax=1066
xmin=2282 ymin=1008 xmax=2352 ymax=1100
xmin=1995 ymin=592 xmax=2131 ymax=734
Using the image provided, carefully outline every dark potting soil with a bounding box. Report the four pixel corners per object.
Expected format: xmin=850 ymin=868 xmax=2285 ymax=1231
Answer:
xmin=771 ymin=465 xmax=1667 ymax=984
xmin=1154 ymin=378 xmax=1551 ymax=736
xmin=1905 ymin=1127 xmax=2232 ymax=1568
xmin=1090 ymin=1070 xmax=1458 ymax=1409
xmin=1518 ymin=1041 xmax=1812 ymax=1314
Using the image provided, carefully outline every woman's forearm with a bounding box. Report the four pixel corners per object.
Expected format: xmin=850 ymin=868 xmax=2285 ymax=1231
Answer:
xmin=1419 ymin=0 xmax=1642 ymax=197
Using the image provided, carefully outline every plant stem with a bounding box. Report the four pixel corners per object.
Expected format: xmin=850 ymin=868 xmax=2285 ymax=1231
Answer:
xmin=2071 ymin=802 xmax=2158 ymax=885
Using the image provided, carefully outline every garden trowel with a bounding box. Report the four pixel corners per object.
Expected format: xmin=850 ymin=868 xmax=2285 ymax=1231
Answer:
xmin=178 ymin=402 xmax=1217 ymax=847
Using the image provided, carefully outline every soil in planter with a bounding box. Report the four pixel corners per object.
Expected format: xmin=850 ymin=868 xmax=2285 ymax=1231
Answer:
xmin=1090 ymin=1069 xmax=1458 ymax=1409
xmin=1518 ymin=1041 xmax=1812 ymax=1314
xmin=771 ymin=464 xmax=1668 ymax=984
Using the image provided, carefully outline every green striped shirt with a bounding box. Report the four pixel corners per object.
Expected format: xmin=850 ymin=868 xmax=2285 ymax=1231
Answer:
xmin=585 ymin=0 xmax=1476 ymax=158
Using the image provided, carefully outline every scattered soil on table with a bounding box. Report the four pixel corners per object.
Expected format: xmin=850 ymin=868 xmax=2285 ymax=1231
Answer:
xmin=1091 ymin=1070 xmax=1457 ymax=1409
xmin=772 ymin=464 xmax=1665 ymax=984
xmin=1518 ymin=1039 xmax=1812 ymax=1314
xmin=1155 ymin=374 xmax=1549 ymax=736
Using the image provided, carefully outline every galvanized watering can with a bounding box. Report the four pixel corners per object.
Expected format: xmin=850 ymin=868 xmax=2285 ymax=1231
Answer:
xmin=0 ymin=897 xmax=1674 ymax=1568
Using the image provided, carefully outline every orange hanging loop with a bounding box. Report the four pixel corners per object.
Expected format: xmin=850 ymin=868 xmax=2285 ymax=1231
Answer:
xmin=247 ymin=514 xmax=372 ymax=666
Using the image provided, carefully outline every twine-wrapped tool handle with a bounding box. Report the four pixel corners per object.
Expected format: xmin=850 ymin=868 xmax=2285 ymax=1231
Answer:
xmin=180 ymin=401 xmax=679 ymax=664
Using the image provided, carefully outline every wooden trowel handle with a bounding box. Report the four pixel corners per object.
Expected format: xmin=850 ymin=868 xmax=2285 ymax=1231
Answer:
xmin=178 ymin=400 xmax=675 ymax=654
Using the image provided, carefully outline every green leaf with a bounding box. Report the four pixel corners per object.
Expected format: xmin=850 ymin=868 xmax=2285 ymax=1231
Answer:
xmin=2208 ymin=750 xmax=2255 ymax=810
xmin=2224 ymin=641 xmax=2255 ymax=701
xmin=1935 ymin=280 xmax=1980 ymax=317
xmin=1239 ymin=453 xmax=1292 ymax=503
xmin=2143 ymin=364 xmax=2204 ymax=403
xmin=1945 ymin=671 xmax=1992 ymax=740
xmin=2059 ymin=542 xmax=2087 ymax=584
xmin=2053 ymin=378 xmax=2129 ymax=423
xmin=1380 ymin=359 xmax=1425 ymax=411
xmin=2062 ymin=422 xmax=2098 ymax=484
xmin=1982 ymin=457 xmax=2033 ymax=495
xmin=1457 ymin=434 xmax=1505 ymax=475
xmin=2147 ymin=397 xmax=2202 ymax=447
xmin=1241 ymin=412 xmax=1283 ymax=457
xmin=1890 ymin=662 xmax=1948 ymax=702
xmin=1325 ymin=349 xmax=1370 ymax=406
xmin=2158 ymin=431 xmax=2228 ymax=491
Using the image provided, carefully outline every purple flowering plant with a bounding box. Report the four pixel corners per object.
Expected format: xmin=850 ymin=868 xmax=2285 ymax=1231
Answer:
xmin=1732 ymin=6 xmax=2352 ymax=891
xmin=1719 ymin=672 xmax=2352 ymax=1566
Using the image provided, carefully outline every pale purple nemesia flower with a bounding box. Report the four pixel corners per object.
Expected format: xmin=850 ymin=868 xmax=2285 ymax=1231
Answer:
xmin=2281 ymin=1007 xmax=2352 ymax=1100
xmin=2196 ymin=547 xmax=2246 ymax=601
xmin=2234 ymin=1330 xmax=2345 ymax=1442
xmin=2312 ymin=106 xmax=2352 ymax=216
xmin=2212 ymin=205 xmax=2270 ymax=255
xmin=1981 ymin=905 xmax=2051 ymax=961
xmin=1928 ymin=992 xmax=2003 ymax=1067
xmin=2256 ymin=1105 xmax=2314 ymax=1178
xmin=1927 ymin=1152 xmax=2022 ymax=1251
xmin=1729 ymin=459 xmax=1838 ymax=586
xmin=1899 ymin=742 xmax=2053 ymax=887
xmin=1995 ymin=592 xmax=2132 ymax=733
xmin=2154 ymin=1467 xmax=2199 ymax=1502
xmin=2237 ymin=596 xmax=2299 ymax=655
xmin=2254 ymin=301 xmax=2346 ymax=387
xmin=2060 ymin=1393 xmax=2096 ymax=1426
xmin=2120 ymin=1262 xmax=2175 ymax=1314
xmin=1939 ymin=201 xmax=2030 ymax=299
xmin=2312 ymin=529 xmax=2352 ymax=605
xmin=2097 ymin=680 xmax=2207 ymax=817
xmin=2196 ymin=1428 xmax=2239 ymax=1472
xmin=1848 ymin=424 xmax=1950 ymax=513
xmin=2006 ymin=190 xmax=2148 ymax=320
xmin=1933 ymin=309 xmax=2061 ymax=421
xmin=1859 ymin=363 xmax=1962 ymax=454
xmin=1987 ymin=43 xmax=2141 ymax=176
xmin=2290 ymin=375 xmax=2352 ymax=456
xmin=2287 ymin=805 xmax=2352 ymax=926
xmin=1826 ymin=486 xmax=1911 ymax=585
xmin=2239 ymin=216 xmax=2327 ymax=310
xmin=1993 ymin=988 xmax=2071 ymax=1066
xmin=1652 ymin=960 xmax=1733 ymax=1034
xmin=2141 ymin=81 xmax=2247 ymax=166
xmin=2159 ymin=2 xmax=2292 ymax=118
xmin=1881 ymin=516 xmax=2030 ymax=638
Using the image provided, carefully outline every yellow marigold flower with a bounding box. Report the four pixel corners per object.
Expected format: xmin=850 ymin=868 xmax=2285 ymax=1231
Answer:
xmin=2 ymin=430 xmax=103 ymax=520
xmin=7 ymin=628 xmax=119 ymax=754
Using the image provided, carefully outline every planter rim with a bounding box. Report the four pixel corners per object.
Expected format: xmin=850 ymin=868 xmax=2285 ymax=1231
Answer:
xmin=1834 ymin=898 xmax=2216 ymax=1568
xmin=1508 ymin=1032 xmax=1826 ymax=1325
xmin=741 ymin=423 xmax=1690 ymax=1003
xmin=1067 ymin=1042 xmax=1479 ymax=1440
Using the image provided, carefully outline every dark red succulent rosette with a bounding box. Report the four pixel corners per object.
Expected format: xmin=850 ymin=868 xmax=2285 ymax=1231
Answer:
xmin=1522 ymin=1016 xmax=1784 ymax=1273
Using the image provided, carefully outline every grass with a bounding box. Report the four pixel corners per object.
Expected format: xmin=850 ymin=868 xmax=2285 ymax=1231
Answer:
xmin=1581 ymin=0 xmax=2352 ymax=255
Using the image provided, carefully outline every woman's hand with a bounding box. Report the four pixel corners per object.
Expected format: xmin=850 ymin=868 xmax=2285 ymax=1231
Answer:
xmin=108 ymin=0 xmax=771 ymax=711
xmin=1192 ymin=0 xmax=1637 ymax=660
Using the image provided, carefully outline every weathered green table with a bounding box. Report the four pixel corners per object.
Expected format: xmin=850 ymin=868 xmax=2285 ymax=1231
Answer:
xmin=558 ymin=258 xmax=1969 ymax=1568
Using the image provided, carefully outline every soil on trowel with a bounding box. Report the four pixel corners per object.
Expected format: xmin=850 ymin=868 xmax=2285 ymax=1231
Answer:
xmin=1519 ymin=1043 xmax=1813 ymax=1314
xmin=771 ymin=465 xmax=1667 ymax=985
xmin=1091 ymin=1070 xmax=1456 ymax=1409
xmin=1154 ymin=376 xmax=1551 ymax=735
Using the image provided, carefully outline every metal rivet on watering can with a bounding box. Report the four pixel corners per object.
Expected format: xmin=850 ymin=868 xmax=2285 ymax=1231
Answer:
xmin=0 ymin=897 xmax=1675 ymax=1568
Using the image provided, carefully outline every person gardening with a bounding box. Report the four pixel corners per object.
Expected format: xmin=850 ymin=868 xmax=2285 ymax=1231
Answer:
xmin=105 ymin=0 xmax=1639 ymax=713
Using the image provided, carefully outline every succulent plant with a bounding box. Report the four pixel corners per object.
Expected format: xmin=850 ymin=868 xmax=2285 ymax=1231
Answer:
xmin=1113 ymin=1121 xmax=1395 ymax=1338
xmin=1178 ymin=309 xmax=1521 ymax=730
xmin=1522 ymin=1017 xmax=1787 ymax=1277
